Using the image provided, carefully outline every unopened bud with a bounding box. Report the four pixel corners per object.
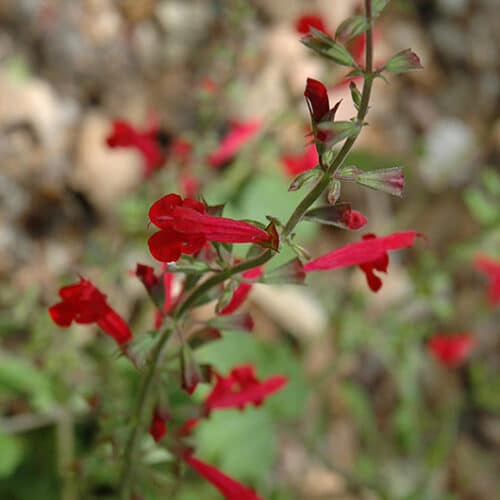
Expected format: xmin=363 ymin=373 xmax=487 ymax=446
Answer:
xmin=357 ymin=166 xmax=404 ymax=197
xmin=327 ymin=180 xmax=342 ymax=205
xmin=384 ymin=49 xmax=423 ymax=74
xmin=301 ymin=28 xmax=356 ymax=67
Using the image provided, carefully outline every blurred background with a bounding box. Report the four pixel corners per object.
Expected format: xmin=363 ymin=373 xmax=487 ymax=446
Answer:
xmin=0 ymin=0 xmax=499 ymax=498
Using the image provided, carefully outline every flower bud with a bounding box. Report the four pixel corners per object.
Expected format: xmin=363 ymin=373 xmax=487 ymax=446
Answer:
xmin=301 ymin=28 xmax=356 ymax=67
xmin=327 ymin=180 xmax=342 ymax=205
xmin=357 ymin=166 xmax=404 ymax=197
xmin=384 ymin=49 xmax=422 ymax=74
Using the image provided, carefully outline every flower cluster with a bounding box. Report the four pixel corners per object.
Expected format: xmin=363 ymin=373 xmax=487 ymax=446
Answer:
xmin=46 ymin=3 xmax=430 ymax=499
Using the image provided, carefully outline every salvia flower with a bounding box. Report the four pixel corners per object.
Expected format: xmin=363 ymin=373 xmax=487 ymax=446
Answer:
xmin=208 ymin=119 xmax=261 ymax=168
xmin=474 ymin=255 xmax=500 ymax=305
xmin=304 ymin=78 xmax=341 ymax=145
xmin=281 ymin=143 xmax=319 ymax=177
xmin=49 ymin=277 xmax=132 ymax=346
xmin=295 ymin=13 xmax=329 ymax=36
xmin=182 ymin=453 xmax=265 ymax=500
xmin=106 ymin=119 xmax=165 ymax=177
xmin=303 ymin=231 xmax=420 ymax=292
xmin=148 ymin=194 xmax=272 ymax=262
xmin=203 ymin=364 xmax=287 ymax=414
xmin=218 ymin=267 xmax=264 ymax=316
xmin=427 ymin=333 xmax=475 ymax=367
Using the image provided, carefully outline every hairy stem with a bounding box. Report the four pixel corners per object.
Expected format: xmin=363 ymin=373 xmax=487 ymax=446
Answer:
xmin=120 ymin=2 xmax=376 ymax=496
xmin=119 ymin=329 xmax=171 ymax=500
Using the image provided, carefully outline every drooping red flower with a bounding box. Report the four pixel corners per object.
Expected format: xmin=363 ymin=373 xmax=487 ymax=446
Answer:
xmin=148 ymin=194 xmax=272 ymax=262
xmin=427 ymin=334 xmax=475 ymax=367
xmin=295 ymin=14 xmax=328 ymax=36
xmin=208 ymin=119 xmax=261 ymax=168
xmin=149 ymin=406 xmax=168 ymax=442
xmin=203 ymin=364 xmax=287 ymax=414
xmin=218 ymin=267 xmax=263 ymax=316
xmin=281 ymin=143 xmax=318 ymax=177
xmin=106 ymin=119 xmax=165 ymax=177
xmin=182 ymin=453 xmax=265 ymax=500
xmin=474 ymin=255 xmax=500 ymax=306
xmin=49 ymin=277 xmax=132 ymax=346
xmin=303 ymin=231 xmax=420 ymax=292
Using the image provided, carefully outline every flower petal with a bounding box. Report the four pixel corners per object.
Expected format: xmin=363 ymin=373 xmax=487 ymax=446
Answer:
xmin=303 ymin=231 xmax=419 ymax=272
xmin=183 ymin=454 xmax=266 ymax=500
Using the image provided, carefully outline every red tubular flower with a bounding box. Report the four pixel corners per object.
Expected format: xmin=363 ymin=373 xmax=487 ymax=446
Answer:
xmin=427 ymin=334 xmax=475 ymax=367
xmin=303 ymin=231 xmax=420 ymax=292
xmin=304 ymin=78 xmax=330 ymax=123
xmin=203 ymin=364 xmax=287 ymax=413
xmin=106 ymin=119 xmax=165 ymax=177
xmin=218 ymin=267 xmax=263 ymax=316
xmin=295 ymin=13 xmax=328 ymax=35
xmin=48 ymin=278 xmax=132 ymax=346
xmin=208 ymin=119 xmax=261 ymax=168
xmin=281 ymin=143 xmax=318 ymax=177
xmin=149 ymin=407 xmax=168 ymax=442
xmin=182 ymin=454 xmax=265 ymax=500
xmin=148 ymin=194 xmax=271 ymax=262
xmin=474 ymin=255 xmax=500 ymax=305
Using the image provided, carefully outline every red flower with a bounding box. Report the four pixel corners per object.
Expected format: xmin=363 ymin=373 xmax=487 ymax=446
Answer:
xmin=106 ymin=119 xmax=165 ymax=177
xmin=347 ymin=210 xmax=368 ymax=230
xmin=281 ymin=143 xmax=318 ymax=177
xmin=48 ymin=278 xmax=132 ymax=346
xmin=295 ymin=14 xmax=328 ymax=36
xmin=304 ymin=78 xmax=341 ymax=144
xmin=203 ymin=364 xmax=287 ymax=413
xmin=303 ymin=231 xmax=420 ymax=292
xmin=427 ymin=334 xmax=475 ymax=367
xmin=474 ymin=255 xmax=500 ymax=306
xmin=208 ymin=119 xmax=261 ymax=168
xmin=304 ymin=78 xmax=330 ymax=123
xmin=149 ymin=406 xmax=168 ymax=442
xmin=135 ymin=264 xmax=176 ymax=327
xmin=182 ymin=453 xmax=265 ymax=500
xmin=148 ymin=194 xmax=271 ymax=262
xmin=218 ymin=267 xmax=263 ymax=316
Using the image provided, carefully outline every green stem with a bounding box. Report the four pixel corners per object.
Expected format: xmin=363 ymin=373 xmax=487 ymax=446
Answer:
xmin=174 ymin=249 xmax=273 ymax=318
xmin=120 ymin=2 xmax=376 ymax=495
xmin=119 ymin=329 xmax=171 ymax=500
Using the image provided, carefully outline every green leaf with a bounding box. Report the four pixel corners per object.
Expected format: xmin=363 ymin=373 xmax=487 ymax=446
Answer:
xmin=0 ymin=354 xmax=54 ymax=411
xmin=195 ymin=408 xmax=276 ymax=482
xmin=373 ymin=0 xmax=390 ymax=17
xmin=335 ymin=15 xmax=369 ymax=41
xmin=0 ymin=433 xmax=24 ymax=478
